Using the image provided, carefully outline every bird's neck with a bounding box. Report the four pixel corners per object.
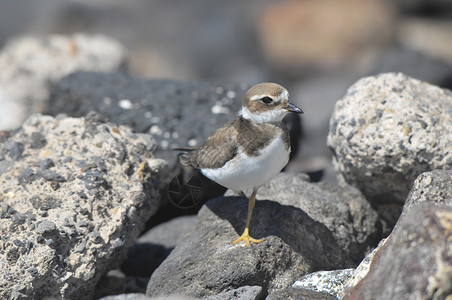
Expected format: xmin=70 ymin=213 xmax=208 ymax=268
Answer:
xmin=241 ymin=106 xmax=286 ymax=123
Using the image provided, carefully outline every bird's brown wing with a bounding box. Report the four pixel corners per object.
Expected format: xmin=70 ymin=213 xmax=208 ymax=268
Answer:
xmin=178 ymin=118 xmax=239 ymax=169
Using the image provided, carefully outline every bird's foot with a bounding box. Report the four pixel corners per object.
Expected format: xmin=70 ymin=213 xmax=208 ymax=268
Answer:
xmin=230 ymin=232 xmax=264 ymax=247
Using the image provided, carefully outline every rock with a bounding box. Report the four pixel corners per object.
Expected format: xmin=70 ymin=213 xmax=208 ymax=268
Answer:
xmin=257 ymin=0 xmax=396 ymax=75
xmin=0 ymin=114 xmax=164 ymax=299
xmin=146 ymin=172 xmax=381 ymax=298
xmin=134 ymin=215 xmax=196 ymax=249
xmin=340 ymin=238 xmax=386 ymax=298
xmin=292 ymin=269 xmax=354 ymax=299
xmin=147 ymin=197 xmax=352 ymax=298
xmin=100 ymin=294 xmax=196 ymax=300
xmin=286 ymin=45 xmax=452 ymax=180
xmin=257 ymin=173 xmax=381 ymax=262
xmin=266 ymin=288 xmax=337 ymax=300
xmin=100 ymin=287 xmax=263 ymax=300
xmin=205 ymin=286 xmax=263 ymax=300
xmin=403 ymin=169 xmax=452 ymax=214
xmin=146 ymin=196 xmax=353 ymax=298
xmin=94 ymin=271 xmax=149 ymax=300
xmin=327 ymin=72 xmax=452 ymax=204
xmin=100 ymin=294 xmax=152 ymax=300
xmin=342 ymin=169 xmax=452 ymax=297
xmin=46 ymin=72 xmax=247 ymax=156
xmin=343 ymin=205 xmax=452 ymax=299
xmin=0 ymin=34 xmax=126 ymax=130
xmin=121 ymin=215 xmax=196 ymax=277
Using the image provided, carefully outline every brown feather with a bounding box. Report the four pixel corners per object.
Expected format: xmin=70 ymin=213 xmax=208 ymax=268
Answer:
xmin=179 ymin=116 xmax=289 ymax=169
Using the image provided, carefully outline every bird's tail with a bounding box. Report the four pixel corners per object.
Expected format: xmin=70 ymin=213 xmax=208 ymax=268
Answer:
xmin=173 ymin=147 xmax=199 ymax=167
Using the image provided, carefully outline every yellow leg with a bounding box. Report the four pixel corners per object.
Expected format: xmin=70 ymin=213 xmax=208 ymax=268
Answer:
xmin=230 ymin=190 xmax=264 ymax=247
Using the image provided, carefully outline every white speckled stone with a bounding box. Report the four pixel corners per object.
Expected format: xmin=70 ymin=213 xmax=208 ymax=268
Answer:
xmin=0 ymin=114 xmax=165 ymax=299
xmin=328 ymin=72 xmax=452 ymax=204
xmin=292 ymin=269 xmax=354 ymax=299
xmin=0 ymin=34 xmax=126 ymax=130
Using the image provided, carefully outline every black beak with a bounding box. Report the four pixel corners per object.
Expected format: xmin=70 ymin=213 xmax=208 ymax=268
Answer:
xmin=284 ymin=102 xmax=304 ymax=114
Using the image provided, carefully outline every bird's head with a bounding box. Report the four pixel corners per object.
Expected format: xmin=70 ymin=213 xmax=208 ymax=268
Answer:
xmin=241 ymin=82 xmax=303 ymax=123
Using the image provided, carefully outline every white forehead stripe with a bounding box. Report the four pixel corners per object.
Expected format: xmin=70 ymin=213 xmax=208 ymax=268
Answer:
xmin=250 ymin=94 xmax=271 ymax=101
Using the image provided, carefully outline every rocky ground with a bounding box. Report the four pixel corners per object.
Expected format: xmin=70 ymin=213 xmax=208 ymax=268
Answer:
xmin=1 ymin=1 xmax=452 ymax=299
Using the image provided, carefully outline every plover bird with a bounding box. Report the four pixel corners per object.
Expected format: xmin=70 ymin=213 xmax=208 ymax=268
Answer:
xmin=177 ymin=82 xmax=303 ymax=246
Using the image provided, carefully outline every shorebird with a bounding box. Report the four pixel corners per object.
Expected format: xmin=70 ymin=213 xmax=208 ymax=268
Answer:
xmin=177 ymin=82 xmax=303 ymax=246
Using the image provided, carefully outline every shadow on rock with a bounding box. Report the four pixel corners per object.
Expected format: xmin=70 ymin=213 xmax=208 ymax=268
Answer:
xmin=207 ymin=196 xmax=352 ymax=268
xmin=146 ymin=196 xmax=354 ymax=298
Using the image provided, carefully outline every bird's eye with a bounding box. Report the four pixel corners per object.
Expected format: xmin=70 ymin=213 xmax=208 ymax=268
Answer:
xmin=261 ymin=97 xmax=273 ymax=104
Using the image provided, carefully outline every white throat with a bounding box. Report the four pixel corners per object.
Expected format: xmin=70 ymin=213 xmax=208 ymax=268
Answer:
xmin=242 ymin=106 xmax=287 ymax=123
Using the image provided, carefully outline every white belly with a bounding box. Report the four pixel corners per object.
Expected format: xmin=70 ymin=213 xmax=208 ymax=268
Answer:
xmin=201 ymin=136 xmax=290 ymax=192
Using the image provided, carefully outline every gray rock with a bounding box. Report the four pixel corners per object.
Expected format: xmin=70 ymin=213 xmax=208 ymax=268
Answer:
xmin=266 ymin=288 xmax=336 ymax=300
xmin=403 ymin=169 xmax=452 ymax=214
xmin=257 ymin=173 xmax=381 ymax=263
xmin=100 ymin=294 xmax=152 ymax=300
xmin=146 ymin=172 xmax=381 ymax=298
xmin=100 ymin=292 xmax=199 ymax=300
xmin=138 ymin=215 xmax=197 ymax=249
xmin=340 ymin=238 xmax=387 ymax=298
xmin=147 ymin=197 xmax=351 ymax=298
xmin=343 ymin=205 xmax=452 ymax=300
xmin=0 ymin=114 xmax=165 ymax=299
xmin=343 ymin=169 xmax=452 ymax=298
xmin=47 ymin=72 xmax=246 ymax=160
xmin=292 ymin=269 xmax=354 ymax=299
xmin=0 ymin=34 xmax=126 ymax=130
xmin=268 ymin=46 xmax=452 ymax=180
xmin=121 ymin=216 xmax=196 ymax=277
xmin=327 ymin=72 xmax=452 ymax=204
xmin=94 ymin=271 xmax=149 ymax=300
xmin=204 ymin=286 xmax=263 ymax=300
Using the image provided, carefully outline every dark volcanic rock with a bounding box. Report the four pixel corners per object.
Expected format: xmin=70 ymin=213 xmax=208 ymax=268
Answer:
xmin=146 ymin=173 xmax=380 ymax=298
xmin=147 ymin=197 xmax=351 ymax=298
xmin=327 ymin=73 xmax=452 ymax=204
xmin=258 ymin=173 xmax=381 ymax=262
xmin=0 ymin=114 xmax=166 ymax=299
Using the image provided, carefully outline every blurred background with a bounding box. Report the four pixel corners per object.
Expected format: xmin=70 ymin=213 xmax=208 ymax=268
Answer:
xmin=1 ymin=0 xmax=452 ymax=180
